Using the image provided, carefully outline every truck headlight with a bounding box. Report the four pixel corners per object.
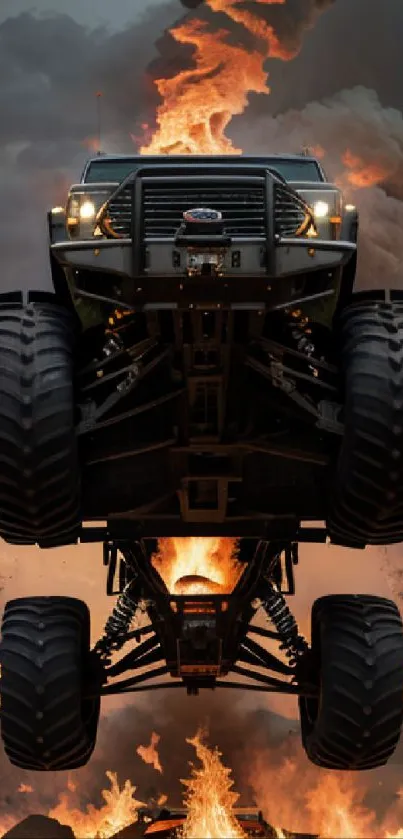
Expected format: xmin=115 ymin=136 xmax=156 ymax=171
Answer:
xmin=79 ymin=200 xmax=96 ymax=221
xmin=295 ymin=187 xmax=343 ymax=239
xmin=313 ymin=201 xmax=329 ymax=219
xmin=66 ymin=185 xmax=118 ymax=240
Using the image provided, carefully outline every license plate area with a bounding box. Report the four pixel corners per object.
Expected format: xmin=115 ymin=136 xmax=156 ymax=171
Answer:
xmin=144 ymin=241 xmax=267 ymax=277
xmin=186 ymin=250 xmax=225 ymax=276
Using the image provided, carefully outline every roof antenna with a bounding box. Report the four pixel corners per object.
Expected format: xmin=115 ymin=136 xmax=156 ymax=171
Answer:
xmin=96 ymin=91 xmax=103 ymax=155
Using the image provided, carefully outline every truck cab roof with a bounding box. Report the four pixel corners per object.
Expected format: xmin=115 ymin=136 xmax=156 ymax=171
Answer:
xmin=81 ymin=153 xmax=326 ymax=185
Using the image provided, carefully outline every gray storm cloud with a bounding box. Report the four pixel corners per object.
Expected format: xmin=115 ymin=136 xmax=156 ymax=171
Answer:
xmin=236 ymin=85 xmax=403 ymax=287
xmin=1 ymin=0 xmax=402 ymax=290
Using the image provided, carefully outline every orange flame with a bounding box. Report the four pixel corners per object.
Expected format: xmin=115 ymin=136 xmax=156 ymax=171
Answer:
xmin=137 ymin=731 xmax=164 ymax=775
xmin=48 ymin=771 xmax=145 ymax=839
xmin=248 ymin=745 xmax=403 ymax=839
xmin=151 ymin=537 xmax=243 ymax=594
xmin=17 ymin=783 xmax=34 ymax=794
xmin=342 ymin=149 xmax=390 ymax=188
xmin=304 ymin=773 xmax=376 ymax=839
xmin=4 ymin=733 xmax=403 ymax=838
xmin=181 ymin=729 xmax=246 ymax=839
xmin=140 ymin=1 xmax=297 ymax=156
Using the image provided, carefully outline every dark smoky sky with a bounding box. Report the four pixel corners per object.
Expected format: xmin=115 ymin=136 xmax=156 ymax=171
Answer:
xmin=0 ymin=0 xmax=402 ymax=290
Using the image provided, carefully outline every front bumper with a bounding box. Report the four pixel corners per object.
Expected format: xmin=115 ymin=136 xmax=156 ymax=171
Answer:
xmin=51 ymin=164 xmax=356 ymax=311
xmin=52 ymin=235 xmax=355 ymax=311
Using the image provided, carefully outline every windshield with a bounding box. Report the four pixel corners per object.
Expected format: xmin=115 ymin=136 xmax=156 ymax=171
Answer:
xmin=83 ymin=156 xmax=323 ymax=184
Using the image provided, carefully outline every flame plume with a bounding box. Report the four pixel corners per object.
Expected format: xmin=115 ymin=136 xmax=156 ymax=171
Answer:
xmin=48 ymin=771 xmax=144 ymax=839
xmin=137 ymin=731 xmax=164 ymax=775
xmin=140 ymin=0 xmax=331 ymax=156
xmin=181 ymin=729 xmax=246 ymax=839
xmin=151 ymin=537 xmax=243 ymax=594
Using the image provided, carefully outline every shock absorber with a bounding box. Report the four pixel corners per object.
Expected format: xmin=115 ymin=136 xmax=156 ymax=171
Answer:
xmin=261 ymin=583 xmax=309 ymax=668
xmin=94 ymin=580 xmax=140 ymax=662
xmin=287 ymin=310 xmax=320 ymax=378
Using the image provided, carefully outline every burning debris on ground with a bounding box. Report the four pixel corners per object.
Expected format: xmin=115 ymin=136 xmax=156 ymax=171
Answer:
xmin=0 ymin=729 xmax=319 ymax=838
xmin=2 ymin=727 xmax=403 ymax=838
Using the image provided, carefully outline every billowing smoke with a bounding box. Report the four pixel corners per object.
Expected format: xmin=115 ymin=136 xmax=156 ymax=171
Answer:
xmin=175 ymin=0 xmax=337 ymax=54
xmin=236 ymin=85 xmax=403 ymax=288
xmin=146 ymin=0 xmax=403 ymax=285
xmin=1 ymin=0 xmax=402 ymax=289
xmin=0 ymin=3 xmax=180 ymax=292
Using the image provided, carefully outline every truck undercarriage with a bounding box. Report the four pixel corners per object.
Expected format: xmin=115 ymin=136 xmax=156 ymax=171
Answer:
xmin=1 ymin=156 xmax=403 ymax=776
xmin=77 ymin=299 xmax=341 ymax=538
xmin=93 ymin=537 xmax=312 ymax=700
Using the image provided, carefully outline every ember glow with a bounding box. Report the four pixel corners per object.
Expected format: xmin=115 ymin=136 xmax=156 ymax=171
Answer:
xmin=136 ymin=731 xmax=163 ymax=775
xmin=17 ymin=784 xmax=33 ymax=794
xmin=151 ymin=536 xmax=243 ymax=594
xmin=182 ymin=730 xmax=246 ymax=839
xmin=140 ymin=1 xmax=297 ymax=156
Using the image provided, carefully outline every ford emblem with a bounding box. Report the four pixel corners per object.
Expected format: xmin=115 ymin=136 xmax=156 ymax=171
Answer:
xmin=183 ymin=207 xmax=223 ymax=222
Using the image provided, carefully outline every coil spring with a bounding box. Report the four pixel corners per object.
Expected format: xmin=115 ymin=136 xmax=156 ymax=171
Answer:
xmin=263 ymin=585 xmax=309 ymax=668
xmin=288 ymin=313 xmax=319 ymax=377
xmin=95 ymin=583 xmax=138 ymax=661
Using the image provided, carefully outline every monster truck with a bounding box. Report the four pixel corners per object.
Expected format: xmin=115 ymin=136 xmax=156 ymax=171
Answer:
xmin=1 ymin=153 xmax=403 ymax=775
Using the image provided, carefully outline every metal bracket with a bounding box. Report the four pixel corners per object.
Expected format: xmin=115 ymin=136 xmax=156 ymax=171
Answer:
xmin=316 ymin=400 xmax=344 ymax=435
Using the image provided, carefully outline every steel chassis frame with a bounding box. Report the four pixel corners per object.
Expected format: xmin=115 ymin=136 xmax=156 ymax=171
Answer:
xmin=85 ymin=533 xmax=324 ymax=701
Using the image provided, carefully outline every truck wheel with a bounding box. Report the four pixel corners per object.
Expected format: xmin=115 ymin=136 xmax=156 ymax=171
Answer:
xmin=0 ymin=302 xmax=81 ymax=546
xmin=0 ymin=597 xmax=101 ymax=770
xmin=327 ymin=300 xmax=403 ymax=545
xmin=299 ymin=594 xmax=403 ymax=770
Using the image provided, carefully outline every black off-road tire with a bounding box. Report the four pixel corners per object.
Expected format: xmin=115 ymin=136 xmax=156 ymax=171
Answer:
xmin=0 ymin=302 xmax=81 ymax=547
xmin=299 ymin=594 xmax=403 ymax=770
xmin=0 ymin=597 xmax=101 ymax=771
xmin=328 ymin=300 xmax=403 ymax=546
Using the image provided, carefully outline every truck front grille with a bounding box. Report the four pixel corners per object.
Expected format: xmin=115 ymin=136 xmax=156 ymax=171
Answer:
xmin=105 ymin=185 xmax=132 ymax=238
xmin=103 ymin=178 xmax=312 ymax=240
xmin=274 ymin=183 xmax=312 ymax=237
xmin=142 ymin=181 xmax=266 ymax=238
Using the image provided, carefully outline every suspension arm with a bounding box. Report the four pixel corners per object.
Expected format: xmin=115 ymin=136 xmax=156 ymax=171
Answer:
xmin=230 ymin=664 xmax=297 ymax=690
xmin=106 ymin=643 xmax=164 ymax=678
xmin=101 ymin=665 xmax=170 ymax=695
xmin=239 ymin=636 xmax=293 ymax=675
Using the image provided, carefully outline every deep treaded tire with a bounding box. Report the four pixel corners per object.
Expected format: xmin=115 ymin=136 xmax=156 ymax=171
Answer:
xmin=0 ymin=597 xmax=100 ymax=770
xmin=299 ymin=594 xmax=403 ymax=770
xmin=0 ymin=303 xmax=81 ymax=546
xmin=328 ymin=301 xmax=403 ymax=546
